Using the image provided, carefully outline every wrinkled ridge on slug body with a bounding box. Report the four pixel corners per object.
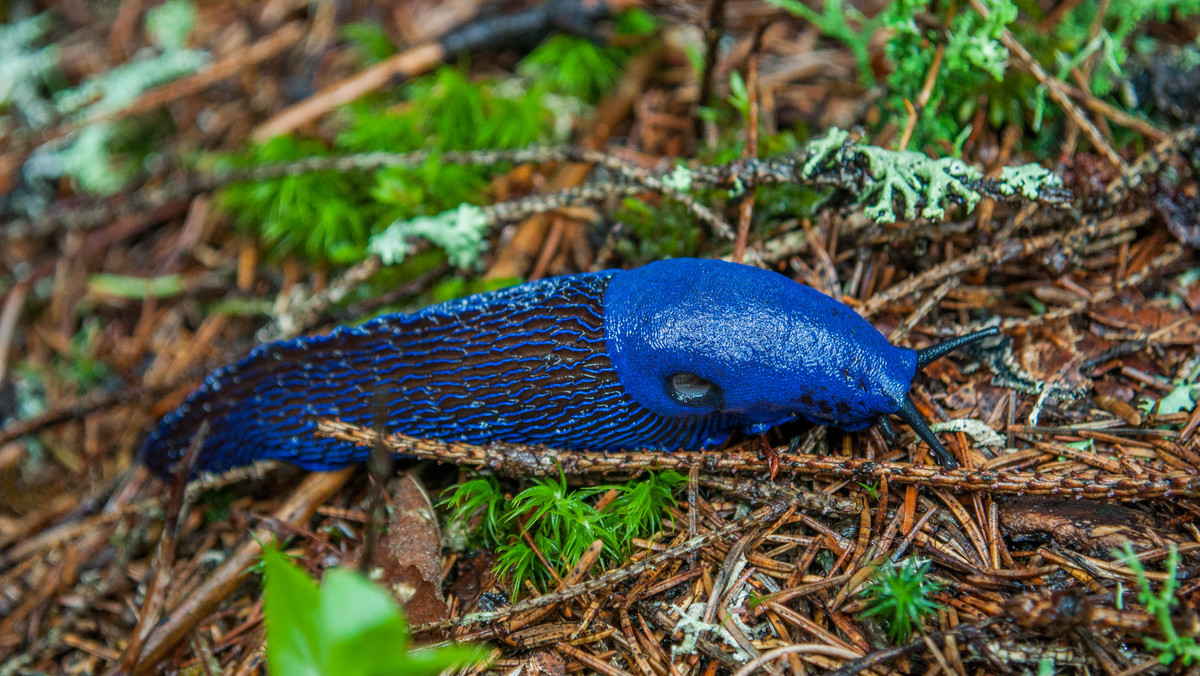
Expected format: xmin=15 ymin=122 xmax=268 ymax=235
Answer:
xmin=141 ymin=270 xmax=736 ymax=477
xmin=142 ymin=258 xmax=981 ymax=479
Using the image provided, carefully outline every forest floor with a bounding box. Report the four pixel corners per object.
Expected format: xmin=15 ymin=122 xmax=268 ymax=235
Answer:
xmin=2 ymin=0 xmax=1200 ymax=674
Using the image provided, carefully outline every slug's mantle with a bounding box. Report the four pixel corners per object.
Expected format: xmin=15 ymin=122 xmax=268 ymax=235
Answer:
xmin=604 ymin=259 xmax=915 ymax=429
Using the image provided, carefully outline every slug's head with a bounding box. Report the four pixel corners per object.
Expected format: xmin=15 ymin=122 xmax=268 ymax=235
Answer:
xmin=603 ymin=258 xmax=998 ymax=468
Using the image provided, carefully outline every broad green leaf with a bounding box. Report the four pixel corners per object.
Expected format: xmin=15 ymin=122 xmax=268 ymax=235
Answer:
xmin=1159 ymin=385 xmax=1198 ymax=415
xmin=263 ymin=547 xmax=323 ymax=676
xmin=319 ymin=569 xmax=411 ymax=675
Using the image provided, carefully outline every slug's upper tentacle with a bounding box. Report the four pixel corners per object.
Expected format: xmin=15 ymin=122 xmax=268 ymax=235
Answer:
xmin=916 ymin=327 xmax=1000 ymax=369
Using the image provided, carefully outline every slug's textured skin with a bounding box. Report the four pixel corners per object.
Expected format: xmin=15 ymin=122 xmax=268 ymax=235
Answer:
xmin=143 ymin=258 xmax=983 ymax=477
xmin=143 ymin=268 xmax=734 ymax=476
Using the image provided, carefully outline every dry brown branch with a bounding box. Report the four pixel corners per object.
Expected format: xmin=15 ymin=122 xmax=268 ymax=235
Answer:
xmin=316 ymin=420 xmax=1200 ymax=501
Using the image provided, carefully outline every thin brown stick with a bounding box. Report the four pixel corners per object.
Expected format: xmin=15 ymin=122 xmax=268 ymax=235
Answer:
xmin=316 ymin=421 xmax=1200 ymax=501
xmin=251 ymin=42 xmax=444 ymax=141
xmin=113 ymin=424 xmax=209 ymax=674
xmin=897 ymin=42 xmax=945 ymax=152
xmin=486 ymin=45 xmax=663 ymax=280
xmin=862 ymin=209 xmax=1153 ymax=319
xmin=731 ymin=25 xmax=765 ymax=263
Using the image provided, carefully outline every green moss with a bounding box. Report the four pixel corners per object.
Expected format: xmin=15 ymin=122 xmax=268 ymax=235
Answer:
xmin=222 ymin=44 xmax=638 ymax=266
xmin=1114 ymin=544 xmax=1200 ymax=666
xmin=441 ymin=470 xmax=683 ymax=599
xmin=220 ymin=136 xmax=377 ymax=264
xmin=518 ymin=35 xmax=625 ymax=103
xmin=860 ymin=558 xmax=943 ymax=644
xmin=881 ymin=0 xmax=1200 ymax=152
xmin=766 ymin=0 xmax=884 ymax=84
xmin=613 ymin=198 xmax=705 ymax=263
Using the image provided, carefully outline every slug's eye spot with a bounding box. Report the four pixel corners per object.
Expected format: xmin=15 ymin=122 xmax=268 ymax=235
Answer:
xmin=668 ymin=372 xmax=722 ymax=409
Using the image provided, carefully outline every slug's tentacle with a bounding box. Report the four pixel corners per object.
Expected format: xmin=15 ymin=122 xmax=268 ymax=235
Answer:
xmin=875 ymin=415 xmax=897 ymax=443
xmin=916 ymin=327 xmax=1000 ymax=369
xmin=895 ymin=396 xmax=958 ymax=468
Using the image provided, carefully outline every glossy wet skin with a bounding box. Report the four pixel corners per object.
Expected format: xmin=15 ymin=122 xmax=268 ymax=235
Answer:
xmin=604 ymin=258 xmax=919 ymax=433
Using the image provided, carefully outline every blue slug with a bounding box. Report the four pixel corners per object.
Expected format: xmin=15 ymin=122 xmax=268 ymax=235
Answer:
xmin=142 ymin=258 xmax=996 ymax=477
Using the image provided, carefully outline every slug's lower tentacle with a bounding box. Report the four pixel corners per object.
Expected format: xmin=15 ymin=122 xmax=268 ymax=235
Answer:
xmin=895 ymin=396 xmax=958 ymax=468
xmin=875 ymin=415 xmax=897 ymax=443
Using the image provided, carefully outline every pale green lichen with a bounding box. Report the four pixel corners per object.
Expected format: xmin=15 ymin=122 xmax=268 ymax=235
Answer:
xmin=145 ymin=0 xmax=196 ymax=51
xmin=799 ymin=127 xmax=853 ymax=177
xmin=1027 ymin=384 xmax=1052 ymax=427
xmin=662 ymin=164 xmax=694 ymax=192
xmin=22 ymin=1 xmax=208 ymax=195
xmin=54 ymin=47 xmax=208 ymax=118
xmin=369 ymin=204 xmax=490 ymax=268
xmin=859 ymin=147 xmax=982 ymax=221
xmin=726 ymin=174 xmax=746 ymax=198
xmin=670 ymin=603 xmax=751 ymax=661
xmin=800 ymin=128 xmax=1062 ymax=224
xmin=37 ymin=125 xmax=130 ymax=194
xmin=998 ymin=163 xmax=1063 ymax=199
xmin=929 ymin=418 xmax=1006 ymax=447
xmin=0 ymin=14 xmax=61 ymax=128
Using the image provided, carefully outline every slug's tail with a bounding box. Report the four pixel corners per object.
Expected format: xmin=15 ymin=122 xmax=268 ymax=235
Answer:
xmin=139 ymin=332 xmax=367 ymax=479
xmin=140 ymin=270 xmax=681 ymax=480
xmin=893 ymin=327 xmax=1000 ymax=469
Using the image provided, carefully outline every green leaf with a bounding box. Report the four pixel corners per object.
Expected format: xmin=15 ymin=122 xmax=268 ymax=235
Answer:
xmin=262 ymin=546 xmax=484 ymax=676
xmin=319 ymin=569 xmax=411 ymax=675
xmin=263 ymin=547 xmax=323 ymax=676
xmin=88 ymin=273 xmax=183 ymax=299
xmin=1158 ymin=384 xmax=1198 ymax=415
